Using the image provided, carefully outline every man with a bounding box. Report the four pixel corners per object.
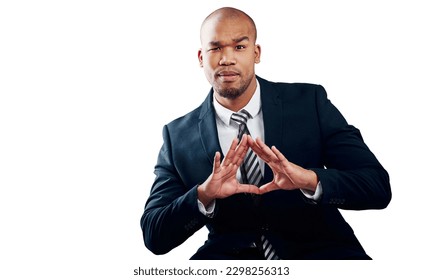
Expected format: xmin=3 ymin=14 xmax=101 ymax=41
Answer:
xmin=141 ymin=7 xmax=391 ymax=260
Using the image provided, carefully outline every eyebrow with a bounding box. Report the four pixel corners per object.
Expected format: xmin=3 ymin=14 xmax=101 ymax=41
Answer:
xmin=208 ymin=36 xmax=250 ymax=46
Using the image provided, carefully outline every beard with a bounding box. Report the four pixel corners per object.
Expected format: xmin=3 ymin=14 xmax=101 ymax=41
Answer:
xmin=214 ymin=75 xmax=253 ymax=100
xmin=216 ymin=86 xmax=246 ymax=100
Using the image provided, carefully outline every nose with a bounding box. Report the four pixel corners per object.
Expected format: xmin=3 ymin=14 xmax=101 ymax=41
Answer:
xmin=219 ymin=48 xmax=236 ymax=66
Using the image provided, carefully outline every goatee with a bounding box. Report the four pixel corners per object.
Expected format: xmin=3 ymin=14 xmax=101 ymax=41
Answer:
xmin=214 ymin=78 xmax=250 ymax=100
xmin=216 ymin=87 xmax=245 ymax=100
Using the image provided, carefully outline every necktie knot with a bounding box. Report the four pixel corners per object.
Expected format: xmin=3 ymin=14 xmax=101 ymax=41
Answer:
xmin=231 ymin=109 xmax=252 ymax=139
xmin=231 ymin=109 xmax=251 ymax=126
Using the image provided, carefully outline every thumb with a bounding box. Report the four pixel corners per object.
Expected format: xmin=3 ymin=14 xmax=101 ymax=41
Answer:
xmin=259 ymin=182 xmax=277 ymax=194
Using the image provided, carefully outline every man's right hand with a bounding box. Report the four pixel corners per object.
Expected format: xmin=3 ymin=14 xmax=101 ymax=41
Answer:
xmin=197 ymin=134 xmax=259 ymax=207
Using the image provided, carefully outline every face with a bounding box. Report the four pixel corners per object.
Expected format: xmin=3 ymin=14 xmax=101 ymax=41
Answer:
xmin=198 ymin=16 xmax=261 ymax=100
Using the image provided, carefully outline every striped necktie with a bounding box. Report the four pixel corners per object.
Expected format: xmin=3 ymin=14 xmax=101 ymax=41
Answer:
xmin=230 ymin=109 xmax=279 ymax=260
xmin=230 ymin=109 xmax=262 ymax=186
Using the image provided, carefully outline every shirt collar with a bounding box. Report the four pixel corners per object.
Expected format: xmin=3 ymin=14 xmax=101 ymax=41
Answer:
xmin=213 ymin=80 xmax=261 ymax=126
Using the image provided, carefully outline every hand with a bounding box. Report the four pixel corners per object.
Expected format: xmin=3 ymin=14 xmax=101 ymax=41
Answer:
xmin=198 ymin=135 xmax=260 ymax=207
xmin=247 ymin=136 xmax=318 ymax=194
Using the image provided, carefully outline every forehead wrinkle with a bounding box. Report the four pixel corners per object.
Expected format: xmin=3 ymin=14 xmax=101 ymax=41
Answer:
xmin=208 ymin=36 xmax=250 ymax=47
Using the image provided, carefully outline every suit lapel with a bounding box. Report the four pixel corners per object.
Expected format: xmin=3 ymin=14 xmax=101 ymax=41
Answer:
xmin=198 ymin=89 xmax=222 ymax=165
xmin=257 ymin=76 xmax=285 ymax=183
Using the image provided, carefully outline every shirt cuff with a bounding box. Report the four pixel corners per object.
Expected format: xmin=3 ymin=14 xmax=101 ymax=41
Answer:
xmin=197 ymin=199 xmax=216 ymax=218
xmin=301 ymin=181 xmax=323 ymax=201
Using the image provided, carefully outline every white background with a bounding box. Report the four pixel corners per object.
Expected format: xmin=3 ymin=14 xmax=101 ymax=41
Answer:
xmin=1 ymin=0 xmax=422 ymax=279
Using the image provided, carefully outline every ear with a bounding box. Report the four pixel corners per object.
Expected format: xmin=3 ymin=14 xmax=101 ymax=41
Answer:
xmin=198 ymin=49 xmax=204 ymax=67
xmin=254 ymin=44 xmax=261 ymax=64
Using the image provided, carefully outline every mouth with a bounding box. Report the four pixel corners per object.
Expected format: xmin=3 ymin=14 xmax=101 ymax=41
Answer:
xmin=216 ymin=70 xmax=240 ymax=82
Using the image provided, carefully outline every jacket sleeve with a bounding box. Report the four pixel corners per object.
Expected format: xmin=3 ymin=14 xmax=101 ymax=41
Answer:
xmin=310 ymin=85 xmax=391 ymax=210
xmin=140 ymin=125 xmax=208 ymax=255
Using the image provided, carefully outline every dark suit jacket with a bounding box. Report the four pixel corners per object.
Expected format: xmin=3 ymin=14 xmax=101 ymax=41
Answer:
xmin=141 ymin=76 xmax=391 ymax=259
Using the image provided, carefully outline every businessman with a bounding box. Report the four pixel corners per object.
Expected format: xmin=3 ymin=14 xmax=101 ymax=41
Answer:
xmin=141 ymin=7 xmax=391 ymax=259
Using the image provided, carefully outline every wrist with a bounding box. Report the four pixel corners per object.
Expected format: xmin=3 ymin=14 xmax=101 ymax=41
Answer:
xmin=197 ymin=184 xmax=214 ymax=208
xmin=303 ymin=170 xmax=318 ymax=192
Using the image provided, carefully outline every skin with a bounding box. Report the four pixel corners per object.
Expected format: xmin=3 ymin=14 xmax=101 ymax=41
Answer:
xmin=197 ymin=8 xmax=318 ymax=207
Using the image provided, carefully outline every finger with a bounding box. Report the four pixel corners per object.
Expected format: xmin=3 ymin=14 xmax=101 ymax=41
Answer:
xmin=222 ymin=138 xmax=239 ymax=166
xmin=271 ymin=146 xmax=290 ymax=167
xmin=254 ymin=137 xmax=279 ymax=163
xmin=246 ymin=134 xmax=258 ymax=148
xmin=271 ymin=146 xmax=301 ymax=183
xmin=219 ymin=162 xmax=238 ymax=180
xmin=236 ymin=183 xmax=260 ymax=195
xmin=246 ymin=135 xmax=258 ymax=151
xmin=247 ymin=136 xmax=266 ymax=158
xmin=212 ymin=151 xmax=221 ymax=173
xmin=233 ymin=135 xmax=248 ymax=164
xmin=258 ymin=182 xmax=278 ymax=194
xmin=237 ymin=134 xmax=248 ymax=149
xmin=227 ymin=138 xmax=239 ymax=157
xmin=234 ymin=149 xmax=248 ymax=167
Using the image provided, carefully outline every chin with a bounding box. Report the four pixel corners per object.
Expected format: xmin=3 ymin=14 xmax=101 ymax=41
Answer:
xmin=216 ymin=87 xmax=244 ymax=100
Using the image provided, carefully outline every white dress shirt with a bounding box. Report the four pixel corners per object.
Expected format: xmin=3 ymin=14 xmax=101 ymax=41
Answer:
xmin=198 ymin=80 xmax=322 ymax=216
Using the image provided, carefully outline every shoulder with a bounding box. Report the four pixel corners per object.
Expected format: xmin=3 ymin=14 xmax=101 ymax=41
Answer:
xmin=164 ymin=92 xmax=213 ymax=133
xmin=258 ymin=76 xmax=323 ymax=91
xmin=166 ymin=104 xmax=202 ymax=132
xmin=257 ymin=76 xmax=327 ymax=101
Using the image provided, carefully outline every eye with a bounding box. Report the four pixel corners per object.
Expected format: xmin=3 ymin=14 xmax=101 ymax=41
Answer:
xmin=236 ymin=45 xmax=246 ymax=50
xmin=208 ymin=47 xmax=221 ymax=52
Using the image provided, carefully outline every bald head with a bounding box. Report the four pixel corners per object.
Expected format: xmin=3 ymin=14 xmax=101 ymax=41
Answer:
xmin=200 ymin=7 xmax=257 ymax=44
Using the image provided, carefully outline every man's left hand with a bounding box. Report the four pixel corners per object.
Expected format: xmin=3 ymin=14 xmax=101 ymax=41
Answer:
xmin=247 ymin=136 xmax=318 ymax=194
